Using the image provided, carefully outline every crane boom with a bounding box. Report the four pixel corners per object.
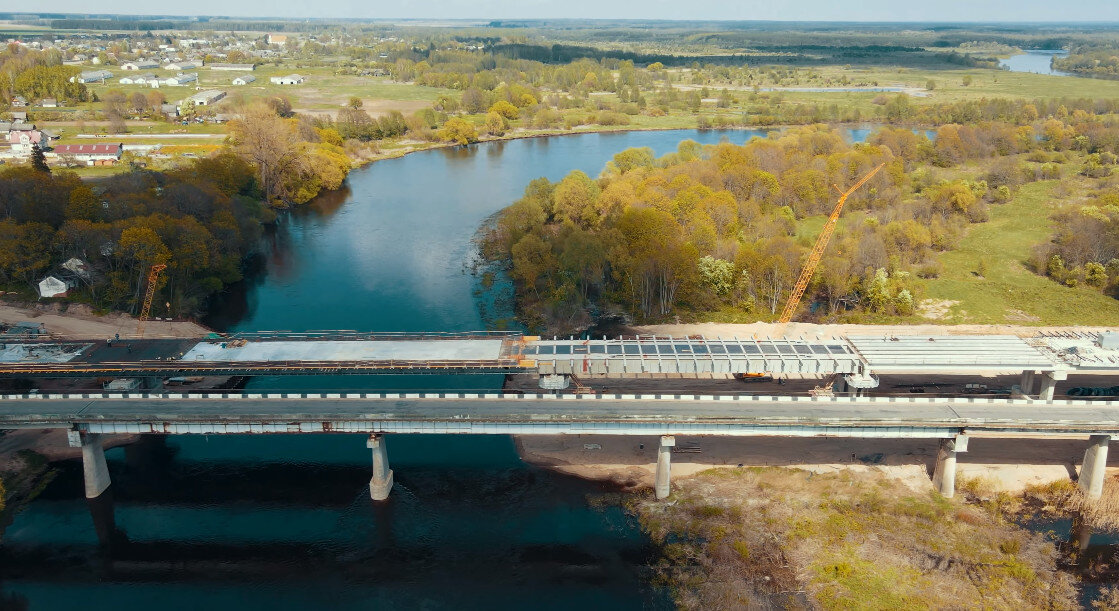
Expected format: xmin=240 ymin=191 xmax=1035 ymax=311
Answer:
xmin=136 ymin=263 xmax=167 ymax=338
xmin=776 ymin=163 xmax=885 ymax=325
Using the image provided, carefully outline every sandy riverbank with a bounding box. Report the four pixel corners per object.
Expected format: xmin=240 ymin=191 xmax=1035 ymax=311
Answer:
xmin=0 ymin=301 xmax=210 ymax=339
xmin=517 ymin=434 xmax=1112 ymax=494
xmin=0 ymin=429 xmax=138 ymax=472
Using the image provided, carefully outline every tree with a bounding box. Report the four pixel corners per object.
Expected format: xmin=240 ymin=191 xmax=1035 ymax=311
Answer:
xmin=488 ymin=100 xmax=519 ymax=120
xmin=437 ymin=117 xmax=478 ymax=146
xmin=30 ymin=144 xmax=49 ymax=173
xmin=229 ymin=103 xmax=306 ymax=204
xmin=553 ymin=170 xmax=602 ymax=228
xmin=484 ymin=112 xmax=507 ymax=136
xmin=101 ymin=89 xmax=128 ymax=134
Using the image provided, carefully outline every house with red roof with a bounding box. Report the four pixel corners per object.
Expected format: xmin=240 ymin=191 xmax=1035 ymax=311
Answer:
xmin=49 ymin=143 xmax=123 ymax=166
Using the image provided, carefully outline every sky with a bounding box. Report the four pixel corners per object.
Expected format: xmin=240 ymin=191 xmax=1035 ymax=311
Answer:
xmin=13 ymin=0 xmax=1119 ymax=22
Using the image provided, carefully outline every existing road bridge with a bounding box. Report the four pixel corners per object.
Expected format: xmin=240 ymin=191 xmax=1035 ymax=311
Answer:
xmin=4 ymin=390 xmax=1119 ymax=503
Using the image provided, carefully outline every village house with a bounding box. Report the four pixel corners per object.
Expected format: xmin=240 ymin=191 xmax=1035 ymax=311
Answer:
xmin=11 ymin=95 xmax=26 ymax=108
xmin=266 ymin=33 xmax=288 ymax=45
xmin=270 ymin=74 xmax=305 ymax=85
xmin=49 ymin=143 xmax=123 ymax=166
xmin=39 ymin=98 xmax=58 ymax=108
xmin=3 ymin=122 xmax=46 ymax=156
xmin=37 ymin=275 xmax=76 ymax=299
xmin=232 ymin=74 xmax=256 ymax=85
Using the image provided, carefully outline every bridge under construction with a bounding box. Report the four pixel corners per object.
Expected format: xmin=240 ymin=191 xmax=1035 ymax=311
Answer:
xmin=3 ymin=328 xmax=1119 ymax=503
xmin=0 ymin=329 xmax=1115 ymax=398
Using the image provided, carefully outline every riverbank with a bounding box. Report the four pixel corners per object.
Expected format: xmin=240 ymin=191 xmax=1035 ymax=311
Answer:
xmin=349 ymin=120 xmax=885 ymax=168
xmin=0 ymin=300 xmax=211 ymax=339
xmin=631 ymin=466 xmax=1078 ymax=609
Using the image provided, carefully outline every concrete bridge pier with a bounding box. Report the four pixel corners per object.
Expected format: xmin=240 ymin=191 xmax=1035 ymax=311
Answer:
xmin=367 ymin=434 xmax=394 ymax=501
xmin=1079 ymin=435 xmax=1111 ymax=500
xmin=1039 ymin=371 xmax=1067 ymax=401
xmin=1019 ymin=371 xmax=1035 ymax=396
xmin=68 ymin=431 xmax=111 ymax=498
xmin=931 ymin=435 xmax=968 ymax=498
xmin=655 ymin=435 xmax=675 ymax=500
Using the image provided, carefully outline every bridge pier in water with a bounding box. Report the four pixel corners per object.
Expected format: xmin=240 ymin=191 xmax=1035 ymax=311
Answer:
xmin=1079 ymin=435 xmax=1111 ymax=499
xmin=655 ymin=435 xmax=675 ymax=500
xmin=368 ymin=434 xmax=394 ymax=501
xmin=932 ymin=435 xmax=968 ymax=498
xmin=69 ymin=431 xmax=111 ymax=498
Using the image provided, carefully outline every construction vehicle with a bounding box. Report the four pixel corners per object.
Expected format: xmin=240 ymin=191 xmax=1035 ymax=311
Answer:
xmin=135 ymin=263 xmax=167 ymax=339
xmin=735 ymin=163 xmax=885 ymax=384
xmin=777 ymin=163 xmax=886 ymax=326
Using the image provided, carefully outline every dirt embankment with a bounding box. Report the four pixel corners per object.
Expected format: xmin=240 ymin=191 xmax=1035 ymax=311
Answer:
xmin=633 ymin=321 xmax=1119 ymax=339
xmin=0 ymin=300 xmax=211 ymax=339
xmin=517 ymin=434 xmax=1109 ymax=495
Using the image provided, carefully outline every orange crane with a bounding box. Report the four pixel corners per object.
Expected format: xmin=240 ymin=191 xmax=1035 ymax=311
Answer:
xmin=776 ymin=163 xmax=885 ymax=326
xmin=136 ymin=263 xmax=167 ymax=338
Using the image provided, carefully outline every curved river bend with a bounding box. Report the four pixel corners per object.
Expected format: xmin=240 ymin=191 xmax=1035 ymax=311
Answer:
xmin=3 ymin=128 xmax=870 ymax=610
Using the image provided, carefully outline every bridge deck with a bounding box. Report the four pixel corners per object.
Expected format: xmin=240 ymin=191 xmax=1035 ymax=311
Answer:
xmin=4 ymin=392 xmax=1119 ymax=438
xmin=0 ymin=330 xmax=1112 ymax=379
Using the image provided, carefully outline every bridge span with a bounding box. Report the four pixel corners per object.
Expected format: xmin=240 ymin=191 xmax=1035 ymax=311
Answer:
xmin=3 ymin=391 xmax=1118 ymax=502
xmin=2 ymin=330 xmax=1117 ymax=401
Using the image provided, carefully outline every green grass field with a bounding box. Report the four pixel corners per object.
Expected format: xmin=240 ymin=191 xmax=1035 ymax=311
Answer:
xmin=922 ymin=180 xmax=1119 ymax=325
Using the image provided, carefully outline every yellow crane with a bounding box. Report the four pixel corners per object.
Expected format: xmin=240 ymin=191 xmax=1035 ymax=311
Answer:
xmin=777 ymin=162 xmax=885 ymax=326
xmin=136 ymin=263 xmax=167 ymax=339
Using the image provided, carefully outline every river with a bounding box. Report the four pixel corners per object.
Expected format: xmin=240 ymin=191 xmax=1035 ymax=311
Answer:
xmin=1000 ymin=49 xmax=1072 ymax=76
xmin=2 ymin=128 xmax=874 ymax=610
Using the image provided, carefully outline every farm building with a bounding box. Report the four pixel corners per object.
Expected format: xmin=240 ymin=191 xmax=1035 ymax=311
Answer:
xmin=270 ymin=74 xmax=305 ymax=85
xmin=50 ymin=143 xmax=123 ymax=166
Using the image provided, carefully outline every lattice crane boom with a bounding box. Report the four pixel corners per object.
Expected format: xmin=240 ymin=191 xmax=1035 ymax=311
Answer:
xmin=776 ymin=163 xmax=885 ymax=326
xmin=136 ymin=263 xmax=167 ymax=338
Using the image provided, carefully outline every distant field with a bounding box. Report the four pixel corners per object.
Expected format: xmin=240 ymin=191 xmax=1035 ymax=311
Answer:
xmin=82 ymin=66 xmax=457 ymax=118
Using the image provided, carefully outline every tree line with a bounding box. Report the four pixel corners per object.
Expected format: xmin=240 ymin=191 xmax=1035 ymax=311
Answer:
xmin=483 ymin=113 xmax=1119 ymax=332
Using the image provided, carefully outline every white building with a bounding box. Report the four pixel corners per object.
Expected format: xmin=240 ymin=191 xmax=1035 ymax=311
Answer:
xmin=121 ymin=60 xmax=159 ymax=71
xmin=164 ymin=61 xmax=201 ymax=71
xmin=38 ymin=275 xmax=76 ymax=298
xmin=162 ymin=72 xmax=198 ymax=86
xmin=270 ymin=74 xmax=305 ymax=85
xmin=119 ymin=72 xmax=158 ymax=85
xmin=73 ymin=69 xmax=113 ymax=84
xmin=232 ymin=74 xmax=256 ymax=85
xmin=180 ymin=90 xmax=226 ymax=108
xmin=210 ymin=63 xmax=255 ymax=71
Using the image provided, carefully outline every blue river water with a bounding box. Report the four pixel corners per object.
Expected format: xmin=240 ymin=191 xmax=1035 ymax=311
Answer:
xmin=1000 ymin=49 xmax=1072 ymax=76
xmin=2 ymin=127 xmax=878 ymax=610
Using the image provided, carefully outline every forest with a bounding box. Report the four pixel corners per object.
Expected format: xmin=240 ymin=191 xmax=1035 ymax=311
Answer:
xmin=0 ymin=153 xmax=270 ymax=317
xmin=482 ymin=101 xmax=1119 ymax=332
xmin=0 ymin=152 xmax=273 ymax=316
xmin=1053 ymin=46 xmax=1119 ymax=79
